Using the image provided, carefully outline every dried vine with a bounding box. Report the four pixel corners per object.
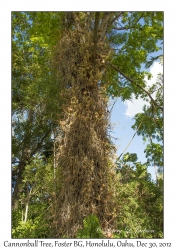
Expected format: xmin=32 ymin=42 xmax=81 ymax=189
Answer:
xmin=51 ymin=12 xmax=117 ymax=238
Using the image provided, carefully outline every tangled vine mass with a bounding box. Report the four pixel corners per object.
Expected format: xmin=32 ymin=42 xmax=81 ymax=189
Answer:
xmin=51 ymin=13 xmax=118 ymax=237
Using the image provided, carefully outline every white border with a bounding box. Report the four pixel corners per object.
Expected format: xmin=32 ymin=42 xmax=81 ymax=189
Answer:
xmin=1 ymin=0 xmax=174 ymax=248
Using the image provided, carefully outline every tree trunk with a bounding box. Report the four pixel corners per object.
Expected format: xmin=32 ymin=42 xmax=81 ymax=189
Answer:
xmin=52 ymin=12 xmax=117 ymax=238
xmin=12 ymin=161 xmax=26 ymax=209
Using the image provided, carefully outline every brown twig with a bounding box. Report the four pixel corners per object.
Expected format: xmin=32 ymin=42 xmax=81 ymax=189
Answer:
xmin=118 ymin=119 xmax=143 ymax=160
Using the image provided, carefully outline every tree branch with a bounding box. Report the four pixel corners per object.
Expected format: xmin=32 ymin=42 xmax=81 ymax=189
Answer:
xmin=30 ymin=128 xmax=52 ymax=157
xmin=109 ymin=98 xmax=118 ymax=113
xmin=99 ymin=12 xmax=124 ymax=42
xmin=107 ymin=62 xmax=163 ymax=112
xmin=92 ymin=12 xmax=100 ymax=64
xmin=113 ymin=16 xmax=143 ymax=31
xmin=118 ymin=119 xmax=143 ymax=160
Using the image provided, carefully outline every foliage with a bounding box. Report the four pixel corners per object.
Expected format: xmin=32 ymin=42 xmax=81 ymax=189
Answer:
xmin=114 ymin=154 xmax=163 ymax=238
xmin=12 ymin=219 xmax=49 ymax=239
xmin=12 ymin=156 xmax=57 ymax=238
xmin=144 ymin=143 xmax=163 ymax=167
xmin=77 ymin=215 xmax=104 ymax=238
xmin=132 ymin=73 xmax=163 ymax=176
xmin=123 ymin=152 xmax=138 ymax=163
xmin=12 ymin=11 xmax=63 ymax=207
xmin=102 ymin=12 xmax=163 ymax=102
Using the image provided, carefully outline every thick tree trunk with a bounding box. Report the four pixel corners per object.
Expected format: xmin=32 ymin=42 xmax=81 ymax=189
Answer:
xmin=12 ymin=116 xmax=51 ymax=209
xmin=52 ymin=12 xmax=117 ymax=238
xmin=12 ymin=160 xmax=27 ymax=208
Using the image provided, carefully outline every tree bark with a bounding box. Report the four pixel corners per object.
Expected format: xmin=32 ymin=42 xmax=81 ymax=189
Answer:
xmin=12 ymin=161 xmax=26 ymax=209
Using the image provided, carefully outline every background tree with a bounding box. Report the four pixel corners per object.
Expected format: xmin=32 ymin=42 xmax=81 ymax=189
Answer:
xmin=114 ymin=153 xmax=163 ymax=238
xmin=12 ymin=156 xmax=57 ymax=238
xmin=12 ymin=12 xmax=63 ymax=208
xmin=132 ymin=72 xmax=163 ymax=184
